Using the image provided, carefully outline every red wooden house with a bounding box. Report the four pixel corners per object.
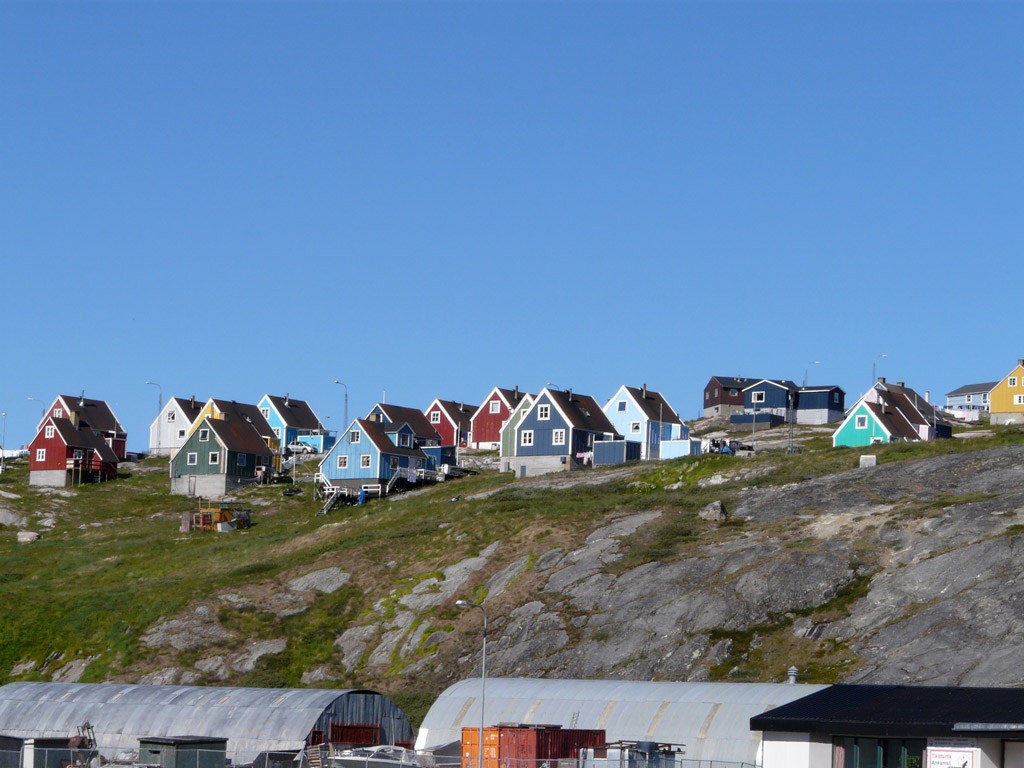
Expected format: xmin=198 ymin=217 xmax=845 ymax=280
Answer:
xmin=28 ymin=417 xmax=119 ymax=487
xmin=424 ymin=399 xmax=477 ymax=448
xmin=38 ymin=394 xmax=128 ymax=460
xmin=469 ymin=386 xmax=528 ymax=449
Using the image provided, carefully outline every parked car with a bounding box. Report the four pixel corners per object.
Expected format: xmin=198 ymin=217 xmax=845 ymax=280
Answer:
xmin=287 ymin=441 xmax=316 ymax=455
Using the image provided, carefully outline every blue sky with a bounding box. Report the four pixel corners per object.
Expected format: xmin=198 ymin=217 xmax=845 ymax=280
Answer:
xmin=2 ymin=1 xmax=1022 ymax=450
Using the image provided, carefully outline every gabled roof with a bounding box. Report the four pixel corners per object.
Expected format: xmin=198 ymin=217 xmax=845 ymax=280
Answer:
xmin=946 ymin=381 xmax=998 ymax=397
xmin=863 ymin=399 xmax=919 ymax=441
xmin=356 ymin=419 xmax=428 ymax=459
xmin=206 ymin=418 xmax=272 ymax=456
xmin=264 ymin=395 xmax=323 ymax=431
xmin=54 ymin=396 xmax=124 ymax=435
xmin=373 ymin=403 xmax=441 ymax=441
xmin=618 ymin=386 xmax=682 ymax=425
xmin=544 ymin=389 xmax=619 ymax=435
xmin=707 ymin=376 xmax=755 ymax=390
xmin=170 ymin=397 xmax=205 ymax=425
xmin=210 ymin=400 xmax=275 ymax=438
xmin=47 ymin=418 xmax=118 ymax=463
xmin=876 ymin=380 xmax=945 ymax=427
xmin=798 ymin=385 xmax=845 ymax=394
xmin=429 ymin=399 xmax=476 ymax=431
xmin=742 ymin=379 xmax=799 ymax=393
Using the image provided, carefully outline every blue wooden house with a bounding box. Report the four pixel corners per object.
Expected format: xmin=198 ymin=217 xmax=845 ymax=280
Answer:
xmin=795 ymin=385 xmax=846 ymax=424
xmin=944 ymin=382 xmax=996 ymax=421
xmin=317 ymin=418 xmax=431 ymax=496
xmin=602 ymin=384 xmax=686 ymax=460
xmin=511 ymin=387 xmax=620 ymax=477
xmin=742 ymin=379 xmax=800 ymax=417
xmin=366 ymin=402 xmax=453 ymax=467
xmin=258 ymin=394 xmax=335 ymax=454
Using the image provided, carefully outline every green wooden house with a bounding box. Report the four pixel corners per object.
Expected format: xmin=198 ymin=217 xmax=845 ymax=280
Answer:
xmin=170 ymin=416 xmax=272 ymax=496
xmin=498 ymin=393 xmax=535 ymax=470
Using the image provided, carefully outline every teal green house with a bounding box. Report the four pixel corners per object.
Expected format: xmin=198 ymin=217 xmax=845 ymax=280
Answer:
xmin=833 ymin=379 xmax=948 ymax=448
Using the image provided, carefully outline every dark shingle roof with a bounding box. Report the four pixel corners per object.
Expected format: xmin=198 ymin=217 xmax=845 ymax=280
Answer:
xmin=59 ymin=396 xmax=124 ymax=434
xmin=50 ymin=418 xmax=119 ymax=463
xmin=545 ymin=390 xmax=618 ymax=435
xmin=433 ymin=400 xmax=476 ymax=432
xmin=210 ymin=400 xmax=275 ymax=439
xmin=708 ymin=376 xmax=755 ymax=390
xmin=752 ymin=683 xmax=1024 ymax=738
xmin=374 ymin=404 xmax=441 ymax=441
xmin=743 ymin=379 xmax=799 ymax=392
xmin=946 ymin=382 xmax=998 ymax=397
xmin=496 ymin=387 xmax=528 ymax=410
xmin=621 ymin=386 xmax=681 ymax=425
xmin=799 ymin=385 xmax=844 ymax=393
xmin=356 ymin=419 xmax=428 ymax=459
xmin=207 ymin=418 xmax=272 ymax=456
xmin=170 ymin=397 xmax=205 ymax=425
xmin=265 ymin=395 xmax=323 ymax=431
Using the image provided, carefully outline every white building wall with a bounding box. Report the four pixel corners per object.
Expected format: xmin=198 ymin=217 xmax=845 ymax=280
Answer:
xmin=761 ymin=732 xmax=832 ymax=768
xmin=149 ymin=401 xmax=194 ymax=456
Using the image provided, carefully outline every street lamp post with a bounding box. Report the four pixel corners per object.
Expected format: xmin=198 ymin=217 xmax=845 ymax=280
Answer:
xmin=1 ymin=412 xmax=7 ymax=474
xmin=804 ymin=361 xmax=821 ymax=388
xmin=872 ymin=354 xmax=887 ymax=386
xmin=146 ymin=382 xmax=162 ymax=454
xmin=333 ymin=380 xmax=348 ymax=429
xmin=456 ymin=599 xmax=487 ymax=768
xmin=28 ymin=397 xmax=45 ymax=421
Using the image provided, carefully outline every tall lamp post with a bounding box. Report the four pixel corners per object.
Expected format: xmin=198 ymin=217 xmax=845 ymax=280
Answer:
xmin=872 ymin=354 xmax=887 ymax=386
xmin=456 ymin=599 xmax=487 ymax=768
xmin=28 ymin=397 xmax=45 ymax=421
xmin=1 ymin=411 xmax=7 ymax=475
xmin=146 ymin=381 xmax=162 ymax=454
xmin=804 ymin=361 xmax=821 ymax=388
xmin=333 ymin=380 xmax=348 ymax=429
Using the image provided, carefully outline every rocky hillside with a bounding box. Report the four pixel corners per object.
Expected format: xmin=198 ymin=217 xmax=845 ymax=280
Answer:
xmin=3 ymin=430 xmax=1024 ymax=723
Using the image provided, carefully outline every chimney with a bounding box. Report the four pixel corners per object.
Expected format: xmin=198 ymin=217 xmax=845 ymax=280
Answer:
xmin=514 ymin=385 xmax=519 ymax=399
xmin=1018 ymin=359 xmax=1024 ymax=367
xmin=285 ymin=393 xmax=290 ymax=406
xmin=190 ymin=395 xmax=195 ymax=409
xmin=642 ymin=383 xmax=648 ymax=399
xmin=877 ymin=377 xmax=886 ymax=384
xmin=79 ymin=390 xmax=85 ymax=406
xmin=567 ymin=388 xmax=573 ymax=400
xmin=896 ymin=382 xmax=905 ymax=389
xmin=925 ymin=391 xmax=930 ymax=404
xmin=787 ymin=666 xmax=799 ymax=685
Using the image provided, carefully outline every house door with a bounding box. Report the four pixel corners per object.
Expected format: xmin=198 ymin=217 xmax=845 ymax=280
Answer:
xmin=187 ymin=476 xmax=197 ymax=496
xmin=519 ymin=465 xmax=527 ymax=478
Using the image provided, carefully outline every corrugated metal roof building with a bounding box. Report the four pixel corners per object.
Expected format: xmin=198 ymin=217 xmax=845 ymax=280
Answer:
xmin=415 ymin=678 xmax=829 ymax=766
xmin=0 ymin=683 xmax=413 ymax=764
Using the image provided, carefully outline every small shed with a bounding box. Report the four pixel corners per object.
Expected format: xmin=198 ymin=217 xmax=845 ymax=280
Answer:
xmin=138 ymin=737 xmax=227 ymax=768
xmin=592 ymin=440 xmax=641 ymax=466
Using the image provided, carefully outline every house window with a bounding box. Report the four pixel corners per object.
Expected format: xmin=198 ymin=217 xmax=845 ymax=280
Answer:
xmin=177 ymin=429 xmax=186 ymax=439
xmin=552 ymin=429 xmax=566 ymax=446
xmin=350 ymin=430 xmax=361 ymax=444
xmin=36 ymin=448 xmax=45 ymax=462
xmin=630 ymin=421 xmax=641 ymax=434
xmin=966 ymin=394 xmax=973 ymax=403
xmin=237 ymin=454 xmax=247 ymax=466
xmin=360 ymin=454 xmax=371 ymax=468
xmin=430 ymin=411 xmax=441 ymax=424
xmin=262 ymin=455 xmax=270 ymax=467
xmin=45 ymin=425 xmax=54 ymax=439
xmin=1010 ymin=377 xmax=1018 ymax=387
xmin=833 ymin=392 xmax=840 ymax=404
xmin=199 ymin=429 xmax=209 ymax=442
xmin=209 ymin=451 xmax=220 ymax=465
xmin=273 ymin=427 xmax=281 ymax=438
xmin=337 ymin=455 xmax=348 ymax=469
xmin=260 ymin=407 xmax=270 ymax=420
xmin=186 ymin=452 xmax=198 ymax=466
xmin=416 ymin=459 xmax=422 ymax=468
xmin=617 ymin=400 xmax=627 ymax=412
xmin=521 ymin=430 xmax=534 ymax=446
xmin=399 ymin=434 xmax=410 ymax=447
xmin=390 ymin=457 xmax=399 ymax=470
xmin=855 ymin=415 xmax=868 ymax=429
xmin=490 ymin=400 xmax=501 ymax=414
xmin=705 ymin=391 xmax=709 ymax=401
xmin=73 ymin=449 xmax=83 ymax=459
xmin=538 ymin=405 xmax=550 ymax=420
xmin=54 ymin=408 xmax=62 ymax=418
xmin=167 ymin=411 xmax=176 ymax=422
xmin=752 ymin=391 xmax=766 ymax=403
xmin=1015 ymin=395 xmax=1024 ymax=406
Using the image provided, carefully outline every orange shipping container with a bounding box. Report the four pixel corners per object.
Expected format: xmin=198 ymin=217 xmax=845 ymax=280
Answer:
xmin=462 ymin=727 xmax=500 ymax=768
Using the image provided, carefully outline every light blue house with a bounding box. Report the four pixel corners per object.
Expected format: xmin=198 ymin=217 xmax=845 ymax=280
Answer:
xmin=944 ymin=382 xmax=996 ymax=421
xmin=365 ymin=402 xmax=453 ymax=467
xmin=317 ymin=418 xmax=430 ymax=495
xmin=602 ymin=385 xmax=685 ymax=460
xmin=257 ymin=394 xmax=335 ymax=454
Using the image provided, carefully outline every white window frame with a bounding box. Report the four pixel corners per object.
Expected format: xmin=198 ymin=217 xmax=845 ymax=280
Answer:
xmin=521 ymin=430 xmax=534 ymax=447
xmin=617 ymin=400 xmax=627 ymax=412
xmin=1015 ymin=395 xmax=1024 ymax=406
xmin=199 ymin=429 xmax=209 ymax=442
xmin=966 ymin=394 xmax=973 ymax=403
xmin=983 ymin=393 xmax=990 ymax=403
xmin=538 ymin=404 xmax=550 ymax=420
xmin=273 ymin=427 xmax=281 ymax=438
xmin=337 ymin=455 xmax=348 ymax=469
xmin=186 ymin=452 xmax=198 ymax=466
xmin=490 ymin=400 xmax=501 ymax=414
xmin=630 ymin=421 xmax=641 ymax=434
xmin=73 ymin=449 xmax=83 ymax=459
xmin=430 ymin=411 xmax=441 ymax=424
xmin=54 ymin=408 xmax=62 ymax=418
xmin=360 ymin=454 xmax=371 ymax=468
xmin=260 ymin=407 xmax=270 ymax=420
xmin=350 ymin=430 xmax=361 ymax=444
xmin=36 ymin=448 xmax=46 ymax=461
xmin=752 ymin=391 xmax=766 ymax=404
xmin=177 ymin=429 xmax=186 ymax=439
xmin=399 ymin=433 xmax=410 ymax=447
xmin=167 ymin=411 xmax=176 ymax=422
xmin=237 ymin=454 xmax=247 ymax=467
xmin=552 ymin=429 xmax=566 ymax=446
xmin=855 ymin=415 xmax=868 ymax=429
xmin=45 ymin=425 xmax=54 ymax=439
xmin=209 ymin=451 xmax=220 ymax=465
xmin=1011 ymin=377 xmax=1018 ymax=388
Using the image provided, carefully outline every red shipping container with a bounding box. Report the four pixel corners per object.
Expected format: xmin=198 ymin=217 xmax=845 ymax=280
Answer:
xmin=330 ymin=723 xmax=381 ymax=746
xmin=498 ymin=725 xmax=606 ymax=767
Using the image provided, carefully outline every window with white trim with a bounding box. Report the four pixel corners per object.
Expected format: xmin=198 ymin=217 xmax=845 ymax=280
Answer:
xmin=54 ymin=408 xmax=62 ymax=418
xmin=490 ymin=400 xmax=501 ymax=414
xmin=178 ymin=429 xmax=186 ymax=439
xmin=630 ymin=421 xmax=641 ymax=434
xmin=984 ymin=393 xmax=990 ymax=402
xmin=260 ymin=407 xmax=270 ymax=420
xmin=855 ymin=415 xmax=868 ymax=429
xmin=199 ymin=429 xmax=209 ymax=442
xmin=167 ymin=411 xmax=176 ymax=422
xmin=430 ymin=411 xmax=441 ymax=423
xmin=1015 ymin=395 xmax=1024 ymax=406
xmin=187 ymin=452 xmax=198 ymax=466
xmin=552 ymin=429 xmax=565 ymax=446
xmin=337 ymin=455 xmax=348 ymax=469
xmin=36 ymin=448 xmax=45 ymax=461
xmin=360 ymin=454 xmax=371 ymax=468
xmin=617 ymin=400 xmax=627 ymax=412
xmin=45 ymin=425 xmax=54 ymax=439
xmin=521 ymin=430 xmax=534 ymax=446
xmin=273 ymin=427 xmax=281 ymax=439
xmin=399 ymin=433 xmax=410 ymax=447
xmin=1011 ymin=377 xmax=1018 ymax=387
xmin=966 ymin=394 xmax=973 ymax=403
xmin=752 ymin=391 xmax=766 ymax=403
xmin=237 ymin=454 xmax=247 ymax=466
xmin=390 ymin=456 xmax=399 ymax=470
xmin=350 ymin=430 xmax=361 ymax=444
xmin=538 ymin=404 xmax=550 ymax=420
xmin=209 ymin=451 xmax=220 ymax=465
xmin=73 ymin=449 xmax=83 ymax=459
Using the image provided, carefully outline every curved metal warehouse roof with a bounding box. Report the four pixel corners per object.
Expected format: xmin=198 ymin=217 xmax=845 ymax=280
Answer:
xmin=415 ymin=677 xmax=829 ymax=765
xmin=0 ymin=682 xmax=413 ymax=763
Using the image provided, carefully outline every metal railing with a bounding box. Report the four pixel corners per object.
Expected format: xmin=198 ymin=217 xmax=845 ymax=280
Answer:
xmin=454 ymin=758 xmax=755 ymax=768
xmin=1 ymin=747 xmax=302 ymax=768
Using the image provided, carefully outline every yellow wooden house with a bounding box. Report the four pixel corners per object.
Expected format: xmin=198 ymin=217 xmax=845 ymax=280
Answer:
xmin=989 ymin=359 xmax=1024 ymax=425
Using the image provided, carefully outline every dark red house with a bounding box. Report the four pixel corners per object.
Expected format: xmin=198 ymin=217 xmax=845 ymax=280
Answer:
xmin=703 ymin=376 xmax=755 ymax=418
xmin=425 ymin=399 xmax=476 ymax=448
xmin=469 ymin=386 xmax=528 ymax=449
xmin=38 ymin=394 xmax=127 ymax=460
xmin=28 ymin=417 xmax=119 ymax=487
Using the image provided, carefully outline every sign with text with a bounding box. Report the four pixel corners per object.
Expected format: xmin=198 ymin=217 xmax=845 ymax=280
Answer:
xmin=927 ymin=748 xmax=975 ymax=768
